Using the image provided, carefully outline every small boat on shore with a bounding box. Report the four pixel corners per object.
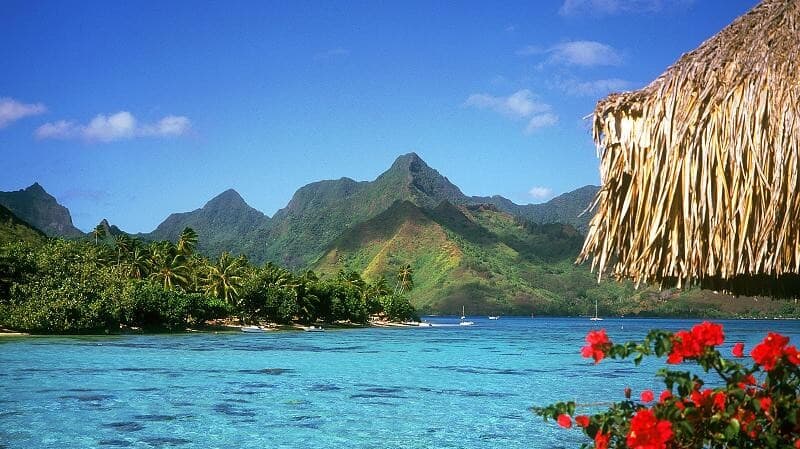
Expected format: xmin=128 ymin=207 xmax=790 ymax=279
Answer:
xmin=241 ymin=325 xmax=267 ymax=333
xmin=304 ymin=325 xmax=324 ymax=332
xmin=488 ymin=315 xmax=500 ymax=320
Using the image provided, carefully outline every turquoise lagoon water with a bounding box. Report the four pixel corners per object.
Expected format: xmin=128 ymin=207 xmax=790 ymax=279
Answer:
xmin=1 ymin=318 xmax=798 ymax=449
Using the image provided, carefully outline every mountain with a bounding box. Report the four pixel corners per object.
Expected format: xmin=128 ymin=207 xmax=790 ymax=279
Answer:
xmin=143 ymin=189 xmax=269 ymax=256
xmin=314 ymin=199 xmax=627 ymax=314
xmin=0 ymin=183 xmax=84 ymax=237
xmin=0 ymin=204 xmax=46 ymax=245
xmin=468 ymin=186 xmax=598 ymax=233
xmin=256 ymin=153 xmax=598 ymax=267
xmin=93 ymin=218 xmax=128 ymax=244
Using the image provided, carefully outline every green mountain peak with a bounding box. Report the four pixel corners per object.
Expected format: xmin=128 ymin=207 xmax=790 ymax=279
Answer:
xmin=0 ymin=183 xmax=84 ymax=237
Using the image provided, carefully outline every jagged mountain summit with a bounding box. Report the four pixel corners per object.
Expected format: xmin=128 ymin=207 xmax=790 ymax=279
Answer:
xmin=256 ymin=152 xmax=598 ymax=266
xmin=0 ymin=183 xmax=84 ymax=237
xmin=142 ymin=188 xmax=269 ymax=257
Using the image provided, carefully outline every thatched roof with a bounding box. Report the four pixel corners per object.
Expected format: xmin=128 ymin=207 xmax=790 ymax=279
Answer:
xmin=580 ymin=0 xmax=800 ymax=290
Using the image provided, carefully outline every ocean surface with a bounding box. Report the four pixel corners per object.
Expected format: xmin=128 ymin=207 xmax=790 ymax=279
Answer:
xmin=1 ymin=317 xmax=798 ymax=449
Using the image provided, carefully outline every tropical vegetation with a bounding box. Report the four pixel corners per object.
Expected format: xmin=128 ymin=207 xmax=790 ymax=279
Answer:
xmin=0 ymin=227 xmax=417 ymax=334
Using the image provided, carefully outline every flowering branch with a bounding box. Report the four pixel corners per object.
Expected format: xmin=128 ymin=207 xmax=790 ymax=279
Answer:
xmin=533 ymin=322 xmax=800 ymax=449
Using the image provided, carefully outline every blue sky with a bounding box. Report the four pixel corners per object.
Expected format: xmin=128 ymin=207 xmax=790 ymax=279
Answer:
xmin=0 ymin=0 xmax=757 ymax=232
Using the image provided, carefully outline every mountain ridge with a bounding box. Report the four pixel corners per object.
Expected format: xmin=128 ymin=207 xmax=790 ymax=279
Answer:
xmin=0 ymin=154 xmax=599 ymax=267
xmin=0 ymin=183 xmax=84 ymax=237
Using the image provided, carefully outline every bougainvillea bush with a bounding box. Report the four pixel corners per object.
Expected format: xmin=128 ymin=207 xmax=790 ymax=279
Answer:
xmin=535 ymin=322 xmax=800 ymax=448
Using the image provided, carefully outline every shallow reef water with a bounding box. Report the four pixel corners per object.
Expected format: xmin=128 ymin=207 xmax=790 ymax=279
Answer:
xmin=1 ymin=317 xmax=797 ymax=449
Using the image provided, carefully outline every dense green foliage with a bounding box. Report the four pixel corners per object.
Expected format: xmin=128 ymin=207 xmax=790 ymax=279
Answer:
xmin=0 ymin=204 xmax=46 ymax=246
xmin=0 ymin=228 xmax=417 ymax=334
xmin=315 ymin=200 xmax=800 ymax=318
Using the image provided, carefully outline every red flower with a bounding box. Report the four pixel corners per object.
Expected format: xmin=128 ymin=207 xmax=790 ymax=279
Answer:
xmin=794 ymin=439 xmax=800 ymax=449
xmin=658 ymin=390 xmax=672 ymax=403
xmin=759 ymin=397 xmax=772 ymax=413
xmin=712 ymin=392 xmax=726 ymax=411
xmin=557 ymin=414 xmax=572 ymax=428
xmin=785 ymin=345 xmax=800 ymax=365
xmin=692 ymin=321 xmax=724 ymax=347
xmin=594 ymin=431 xmax=610 ymax=449
xmin=668 ymin=330 xmax=701 ymax=364
xmin=581 ymin=329 xmax=611 ymax=363
xmin=575 ymin=415 xmax=590 ymax=428
xmin=641 ymin=389 xmax=654 ymax=403
xmin=667 ymin=322 xmax=725 ymax=364
xmin=751 ymin=332 xmax=791 ymax=371
xmin=690 ymin=388 xmax=712 ymax=407
xmin=732 ymin=342 xmax=745 ymax=358
xmin=626 ymin=409 xmax=673 ymax=449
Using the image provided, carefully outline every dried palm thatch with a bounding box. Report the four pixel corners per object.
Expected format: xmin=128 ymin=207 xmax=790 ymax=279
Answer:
xmin=580 ymin=0 xmax=800 ymax=291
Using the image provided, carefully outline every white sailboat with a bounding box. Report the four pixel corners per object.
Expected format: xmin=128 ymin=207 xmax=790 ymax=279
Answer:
xmin=459 ymin=306 xmax=474 ymax=326
xmin=590 ymin=299 xmax=603 ymax=321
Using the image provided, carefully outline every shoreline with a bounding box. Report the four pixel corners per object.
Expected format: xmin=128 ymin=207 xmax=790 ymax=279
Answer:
xmin=3 ymin=316 xmax=797 ymax=337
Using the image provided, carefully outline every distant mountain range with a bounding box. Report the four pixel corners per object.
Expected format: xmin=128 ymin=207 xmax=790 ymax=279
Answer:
xmin=62 ymin=153 xmax=595 ymax=268
xmin=0 ymin=153 xmax=606 ymax=313
xmin=1 ymin=155 xmax=794 ymax=317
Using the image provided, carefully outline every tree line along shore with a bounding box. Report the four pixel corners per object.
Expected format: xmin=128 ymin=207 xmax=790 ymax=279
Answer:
xmin=0 ymin=227 xmax=417 ymax=334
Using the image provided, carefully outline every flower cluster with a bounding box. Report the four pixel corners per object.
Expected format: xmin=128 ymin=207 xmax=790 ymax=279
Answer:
xmin=751 ymin=332 xmax=799 ymax=371
xmin=667 ymin=321 xmax=724 ymax=364
xmin=581 ymin=329 xmax=611 ymax=363
xmin=626 ymin=409 xmax=672 ymax=449
xmin=536 ymin=323 xmax=800 ymax=449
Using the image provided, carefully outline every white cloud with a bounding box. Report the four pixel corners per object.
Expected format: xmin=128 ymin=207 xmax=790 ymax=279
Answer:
xmin=465 ymin=90 xmax=558 ymax=134
xmin=558 ymin=78 xmax=633 ymax=96
xmin=526 ymin=113 xmax=559 ymax=133
xmin=84 ymin=111 xmax=137 ymax=142
xmin=315 ymin=47 xmax=350 ymax=59
xmin=35 ymin=111 xmax=191 ymax=142
xmin=35 ymin=120 xmax=77 ymax=140
xmin=141 ymin=115 xmax=191 ymax=137
xmin=529 ymin=186 xmax=553 ymax=201
xmin=517 ymin=41 xmax=622 ymax=67
xmin=0 ymin=97 xmax=46 ymax=128
xmin=548 ymin=41 xmax=622 ymax=66
xmin=559 ymin=0 xmax=693 ymax=16
xmin=465 ymin=89 xmax=549 ymax=118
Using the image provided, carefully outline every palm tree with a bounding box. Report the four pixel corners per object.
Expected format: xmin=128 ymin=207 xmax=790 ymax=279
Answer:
xmin=114 ymin=234 xmax=132 ymax=266
xmin=395 ymin=264 xmax=414 ymax=294
xmin=177 ymin=227 xmax=198 ymax=256
xmin=127 ymin=246 xmax=151 ymax=279
xmin=370 ymin=277 xmax=390 ymax=297
xmin=92 ymin=223 xmax=106 ymax=245
xmin=148 ymin=241 xmax=189 ymax=290
xmin=202 ymin=252 xmax=246 ymax=305
xmin=337 ymin=270 xmax=366 ymax=291
xmin=149 ymin=253 xmax=190 ymax=290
